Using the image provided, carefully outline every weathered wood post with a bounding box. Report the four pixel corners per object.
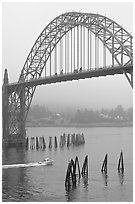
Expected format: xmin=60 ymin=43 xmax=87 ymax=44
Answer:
xmin=42 ymin=137 xmax=46 ymax=149
xmin=71 ymin=134 xmax=75 ymax=145
xmin=33 ymin=137 xmax=35 ymax=149
xmin=71 ymin=159 xmax=76 ymax=187
xmin=65 ymin=162 xmax=72 ymax=190
xmin=54 ymin=136 xmax=58 ymax=148
xmin=79 ymin=134 xmax=81 ymax=145
xmin=39 ymin=136 xmax=44 ymax=148
xmin=30 ymin=137 xmax=35 ymax=149
xmin=74 ymin=156 xmax=81 ymax=179
xmin=81 ymin=155 xmax=88 ymax=177
xmin=36 ymin=137 xmax=39 ymax=149
xmin=30 ymin=137 xmax=32 ymax=149
xmin=65 ymin=159 xmax=77 ymax=191
xmin=118 ymin=151 xmax=124 ymax=174
xmin=63 ymin=133 xmax=66 ymax=146
xmin=49 ymin=136 xmax=52 ymax=149
xmin=81 ymin=133 xmax=85 ymax=144
xmin=101 ymin=154 xmax=108 ymax=174
xmin=75 ymin=134 xmax=79 ymax=145
xmin=67 ymin=134 xmax=70 ymax=147
xmin=26 ymin=137 xmax=28 ymax=148
xmin=59 ymin=135 xmax=63 ymax=147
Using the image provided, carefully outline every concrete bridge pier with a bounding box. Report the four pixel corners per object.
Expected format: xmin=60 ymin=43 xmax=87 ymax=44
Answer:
xmin=2 ymin=69 xmax=26 ymax=147
xmin=19 ymin=82 xmax=26 ymax=142
xmin=2 ymin=69 xmax=9 ymax=142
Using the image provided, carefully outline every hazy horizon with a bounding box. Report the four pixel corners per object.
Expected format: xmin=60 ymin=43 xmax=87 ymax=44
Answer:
xmin=30 ymin=101 xmax=133 ymax=112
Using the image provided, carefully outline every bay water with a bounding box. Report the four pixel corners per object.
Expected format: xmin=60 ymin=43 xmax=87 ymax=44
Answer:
xmin=2 ymin=126 xmax=133 ymax=202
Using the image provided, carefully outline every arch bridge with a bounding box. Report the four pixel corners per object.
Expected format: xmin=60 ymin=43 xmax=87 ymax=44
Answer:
xmin=2 ymin=12 xmax=133 ymax=145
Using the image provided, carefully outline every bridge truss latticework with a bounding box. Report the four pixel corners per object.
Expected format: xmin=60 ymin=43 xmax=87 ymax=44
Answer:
xmin=6 ymin=12 xmax=133 ymax=135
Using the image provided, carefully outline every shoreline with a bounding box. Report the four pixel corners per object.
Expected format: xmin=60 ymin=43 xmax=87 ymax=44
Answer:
xmin=26 ymin=122 xmax=133 ymax=128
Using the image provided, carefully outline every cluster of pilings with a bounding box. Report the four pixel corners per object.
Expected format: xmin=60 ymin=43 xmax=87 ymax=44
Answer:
xmin=65 ymin=151 xmax=124 ymax=191
xmin=60 ymin=133 xmax=85 ymax=147
xmin=25 ymin=133 xmax=85 ymax=150
xmin=26 ymin=136 xmax=46 ymax=150
xmin=101 ymin=151 xmax=124 ymax=175
xmin=65 ymin=155 xmax=88 ymax=191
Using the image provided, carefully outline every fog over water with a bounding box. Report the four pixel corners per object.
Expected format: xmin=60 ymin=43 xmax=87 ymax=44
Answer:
xmin=2 ymin=2 xmax=133 ymax=110
xmin=33 ymin=76 xmax=132 ymax=110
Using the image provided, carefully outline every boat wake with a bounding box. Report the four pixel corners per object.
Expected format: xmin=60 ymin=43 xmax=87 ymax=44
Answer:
xmin=2 ymin=158 xmax=53 ymax=169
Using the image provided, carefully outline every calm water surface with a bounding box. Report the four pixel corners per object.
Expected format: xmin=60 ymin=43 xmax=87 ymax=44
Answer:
xmin=2 ymin=127 xmax=133 ymax=202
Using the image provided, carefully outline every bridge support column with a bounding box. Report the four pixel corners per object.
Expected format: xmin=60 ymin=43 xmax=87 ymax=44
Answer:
xmin=19 ymin=85 xmax=26 ymax=144
xmin=2 ymin=69 xmax=9 ymax=141
xmin=3 ymin=69 xmax=26 ymax=147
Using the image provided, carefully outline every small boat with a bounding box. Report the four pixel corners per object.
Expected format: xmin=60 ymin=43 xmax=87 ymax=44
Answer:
xmin=38 ymin=158 xmax=53 ymax=165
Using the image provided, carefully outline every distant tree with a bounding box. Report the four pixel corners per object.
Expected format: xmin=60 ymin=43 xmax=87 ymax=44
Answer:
xmin=126 ymin=107 xmax=133 ymax=121
xmin=114 ymin=105 xmax=125 ymax=118
xmin=27 ymin=105 xmax=52 ymax=120
xmin=27 ymin=104 xmax=132 ymax=124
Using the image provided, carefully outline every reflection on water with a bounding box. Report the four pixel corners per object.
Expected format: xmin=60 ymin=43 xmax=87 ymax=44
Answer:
xmin=2 ymin=147 xmax=26 ymax=165
xmin=118 ymin=172 xmax=124 ymax=185
xmin=102 ymin=173 xmax=108 ymax=186
xmin=2 ymin=127 xmax=133 ymax=202
xmin=2 ymin=147 xmax=30 ymax=201
xmin=65 ymin=180 xmax=82 ymax=202
xmin=82 ymin=176 xmax=89 ymax=190
xmin=65 ymin=186 xmax=77 ymax=202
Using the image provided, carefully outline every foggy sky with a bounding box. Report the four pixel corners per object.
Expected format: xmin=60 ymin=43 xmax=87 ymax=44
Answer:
xmin=2 ymin=2 xmax=133 ymax=110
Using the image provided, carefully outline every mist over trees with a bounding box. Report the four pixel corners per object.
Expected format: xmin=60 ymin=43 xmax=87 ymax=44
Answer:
xmin=71 ymin=105 xmax=133 ymax=123
xmin=27 ymin=105 xmax=133 ymax=125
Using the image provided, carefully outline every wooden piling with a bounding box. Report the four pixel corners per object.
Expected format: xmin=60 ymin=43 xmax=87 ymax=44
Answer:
xmin=79 ymin=134 xmax=81 ymax=145
xmin=75 ymin=134 xmax=79 ymax=145
xmin=36 ymin=137 xmax=39 ymax=149
xmin=101 ymin=154 xmax=107 ymax=174
xmin=39 ymin=136 xmax=43 ymax=148
xmin=67 ymin=134 xmax=70 ymax=147
xmin=118 ymin=151 xmax=124 ymax=173
xmin=25 ymin=137 xmax=28 ymax=149
xmin=65 ymin=162 xmax=73 ymax=191
xmin=60 ymin=135 xmax=64 ymax=147
xmin=65 ymin=155 xmax=88 ymax=191
xmin=81 ymin=133 xmax=85 ymax=144
xmin=59 ymin=135 xmax=62 ymax=147
xmin=33 ymin=137 xmax=35 ymax=149
xmin=71 ymin=134 xmax=75 ymax=145
xmin=63 ymin=133 xmax=66 ymax=146
xmin=30 ymin=137 xmax=32 ymax=149
xmin=74 ymin=156 xmax=81 ymax=179
xmin=49 ymin=136 xmax=52 ymax=148
xmin=54 ymin=136 xmax=58 ymax=148
xmin=42 ymin=137 xmax=46 ymax=149
xmin=81 ymin=155 xmax=88 ymax=177
xmin=65 ymin=159 xmax=77 ymax=190
xmin=31 ymin=137 xmax=35 ymax=149
xmin=70 ymin=159 xmax=76 ymax=186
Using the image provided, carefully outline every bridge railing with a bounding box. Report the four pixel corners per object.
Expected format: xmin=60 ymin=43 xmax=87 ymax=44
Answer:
xmin=7 ymin=64 xmax=132 ymax=87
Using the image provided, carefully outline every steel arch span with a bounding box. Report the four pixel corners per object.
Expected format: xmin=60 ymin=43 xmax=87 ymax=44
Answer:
xmin=3 ymin=12 xmax=133 ymax=137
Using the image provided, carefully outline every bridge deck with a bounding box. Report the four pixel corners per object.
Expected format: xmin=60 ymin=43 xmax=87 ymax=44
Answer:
xmin=7 ymin=65 xmax=132 ymax=89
